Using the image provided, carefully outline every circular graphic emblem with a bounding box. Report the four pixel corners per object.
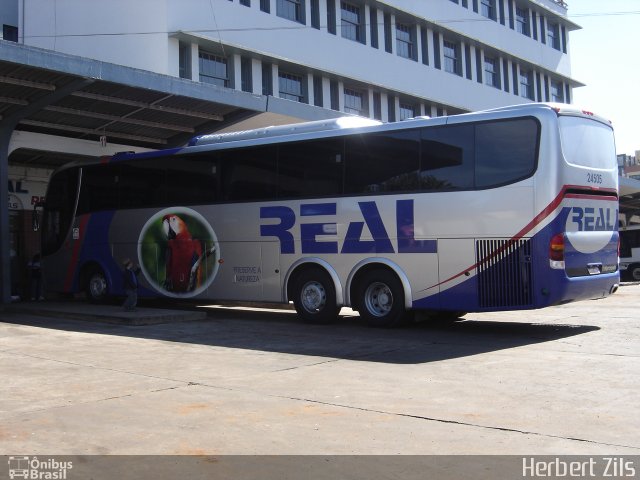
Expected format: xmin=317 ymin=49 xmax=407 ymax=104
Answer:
xmin=138 ymin=207 xmax=220 ymax=298
xmin=564 ymin=206 xmax=616 ymax=254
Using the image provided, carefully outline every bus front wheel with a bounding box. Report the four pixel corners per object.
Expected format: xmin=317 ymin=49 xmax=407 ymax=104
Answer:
xmin=355 ymin=268 xmax=406 ymax=328
xmin=292 ymin=267 xmax=339 ymax=324
xmin=85 ymin=267 xmax=109 ymax=303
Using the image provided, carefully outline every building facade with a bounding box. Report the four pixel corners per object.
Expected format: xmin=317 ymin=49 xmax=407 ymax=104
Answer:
xmin=3 ymin=0 xmax=581 ymax=299
xmin=18 ymin=0 xmax=581 ymax=122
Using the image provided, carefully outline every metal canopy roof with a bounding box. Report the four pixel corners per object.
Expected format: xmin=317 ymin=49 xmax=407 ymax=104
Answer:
xmin=620 ymin=177 xmax=640 ymax=223
xmin=0 ymin=41 xmax=342 ymax=304
xmin=0 ymin=41 xmax=340 ymax=157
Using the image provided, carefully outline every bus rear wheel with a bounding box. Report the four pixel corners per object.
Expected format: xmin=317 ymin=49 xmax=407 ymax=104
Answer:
xmin=85 ymin=267 xmax=108 ymax=303
xmin=355 ymin=268 xmax=406 ymax=328
xmin=292 ymin=267 xmax=339 ymax=324
xmin=630 ymin=265 xmax=640 ymax=282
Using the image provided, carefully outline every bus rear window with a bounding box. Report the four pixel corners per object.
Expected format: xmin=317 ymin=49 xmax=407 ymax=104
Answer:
xmin=559 ymin=116 xmax=616 ymax=169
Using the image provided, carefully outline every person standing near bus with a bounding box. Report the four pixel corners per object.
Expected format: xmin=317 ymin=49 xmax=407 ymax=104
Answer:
xmin=122 ymin=258 xmax=140 ymax=311
xmin=27 ymin=253 xmax=43 ymax=301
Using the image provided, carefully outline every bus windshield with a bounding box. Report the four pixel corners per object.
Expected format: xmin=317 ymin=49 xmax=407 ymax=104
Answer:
xmin=559 ymin=116 xmax=616 ymax=169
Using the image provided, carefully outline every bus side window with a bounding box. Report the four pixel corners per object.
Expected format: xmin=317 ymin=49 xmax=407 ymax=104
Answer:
xmin=77 ymin=164 xmax=120 ymax=214
xmin=165 ymin=154 xmax=218 ymax=205
xmin=344 ymin=130 xmax=420 ymax=194
xmin=420 ymin=125 xmax=473 ymax=191
xmin=119 ymin=161 xmax=167 ymax=209
xmin=475 ymin=118 xmax=538 ymax=188
xmin=278 ymin=139 xmax=344 ymax=198
xmin=220 ymin=146 xmax=278 ymax=201
xmin=42 ymin=168 xmax=79 ymax=255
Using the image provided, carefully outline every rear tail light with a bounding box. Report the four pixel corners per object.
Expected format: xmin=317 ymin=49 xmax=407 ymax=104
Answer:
xmin=549 ymin=233 xmax=565 ymax=269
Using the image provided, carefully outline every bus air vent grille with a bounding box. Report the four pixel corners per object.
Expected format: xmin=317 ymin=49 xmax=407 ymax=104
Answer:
xmin=476 ymin=239 xmax=533 ymax=308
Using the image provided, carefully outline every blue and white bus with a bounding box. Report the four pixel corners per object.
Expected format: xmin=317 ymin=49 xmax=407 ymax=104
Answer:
xmin=40 ymin=103 xmax=619 ymax=326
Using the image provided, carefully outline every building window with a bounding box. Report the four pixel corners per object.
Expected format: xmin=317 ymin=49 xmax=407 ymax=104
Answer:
xmin=262 ymin=63 xmax=273 ymax=95
xmin=239 ymin=0 xmax=250 ymax=6
xmin=519 ymin=69 xmax=534 ymax=100
xmin=327 ymin=0 xmax=337 ymax=34
xmin=178 ymin=42 xmax=192 ymax=80
xmin=373 ymin=92 xmax=382 ymax=120
xmin=311 ymin=0 xmax=320 ymax=28
xmin=370 ymin=7 xmax=379 ymax=48
xmin=515 ymin=6 xmax=530 ymax=36
xmin=277 ymin=0 xmax=305 ymax=23
xmin=3 ymin=25 xmax=18 ymax=42
xmin=547 ymin=22 xmax=560 ymax=50
xmin=241 ymin=57 xmax=253 ymax=92
xmin=260 ymin=0 xmax=270 ymax=12
xmin=384 ymin=13 xmax=392 ymax=53
xmin=313 ymin=75 xmax=323 ymax=107
xmin=480 ymin=0 xmax=496 ymax=20
xmin=484 ymin=56 xmax=500 ymax=89
xmin=344 ymin=88 xmax=366 ymax=116
xmin=396 ymin=23 xmax=414 ymax=60
xmin=399 ymin=103 xmax=415 ymax=120
xmin=443 ymin=39 xmax=461 ymax=75
xmin=279 ymin=72 xmax=304 ymax=102
xmin=330 ymin=80 xmax=339 ymax=110
xmin=341 ymin=2 xmax=363 ymax=42
xmin=199 ymin=51 xmax=228 ymax=87
xmin=550 ymin=80 xmax=564 ymax=103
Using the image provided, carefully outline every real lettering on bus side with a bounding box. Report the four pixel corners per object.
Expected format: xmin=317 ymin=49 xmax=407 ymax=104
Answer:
xmin=570 ymin=207 xmax=617 ymax=232
xmin=260 ymin=199 xmax=437 ymax=255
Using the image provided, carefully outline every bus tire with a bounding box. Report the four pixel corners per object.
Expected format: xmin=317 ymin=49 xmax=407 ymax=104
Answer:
xmin=355 ymin=268 xmax=406 ymax=328
xmin=292 ymin=267 xmax=339 ymax=324
xmin=630 ymin=264 xmax=640 ymax=282
xmin=85 ymin=267 xmax=109 ymax=303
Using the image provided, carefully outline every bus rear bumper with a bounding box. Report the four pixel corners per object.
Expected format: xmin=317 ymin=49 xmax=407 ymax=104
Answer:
xmin=538 ymin=272 xmax=620 ymax=307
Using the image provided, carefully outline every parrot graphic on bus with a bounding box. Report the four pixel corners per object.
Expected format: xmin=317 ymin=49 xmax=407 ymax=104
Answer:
xmin=161 ymin=213 xmax=216 ymax=293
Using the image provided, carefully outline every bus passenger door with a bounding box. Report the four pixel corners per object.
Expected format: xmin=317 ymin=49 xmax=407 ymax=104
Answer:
xmin=260 ymin=242 xmax=282 ymax=302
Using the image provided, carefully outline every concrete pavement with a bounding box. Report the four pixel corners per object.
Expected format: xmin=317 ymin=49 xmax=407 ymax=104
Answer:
xmin=0 ymin=286 xmax=639 ymax=456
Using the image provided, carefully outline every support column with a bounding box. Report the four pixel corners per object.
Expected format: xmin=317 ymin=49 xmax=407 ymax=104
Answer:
xmin=0 ymin=77 xmax=95 ymax=305
xmin=0 ymin=127 xmax=12 ymax=304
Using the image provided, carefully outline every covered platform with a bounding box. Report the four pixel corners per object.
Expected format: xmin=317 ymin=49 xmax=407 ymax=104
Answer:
xmin=0 ymin=41 xmax=341 ymax=304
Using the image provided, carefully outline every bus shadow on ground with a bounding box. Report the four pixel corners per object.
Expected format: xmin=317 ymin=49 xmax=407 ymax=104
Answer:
xmin=4 ymin=300 xmax=600 ymax=365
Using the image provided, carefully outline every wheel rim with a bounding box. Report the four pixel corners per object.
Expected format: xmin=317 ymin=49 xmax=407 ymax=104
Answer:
xmin=633 ymin=268 xmax=640 ymax=281
xmin=89 ymin=273 xmax=107 ymax=299
xmin=364 ymin=281 xmax=394 ymax=317
xmin=301 ymin=280 xmax=326 ymax=313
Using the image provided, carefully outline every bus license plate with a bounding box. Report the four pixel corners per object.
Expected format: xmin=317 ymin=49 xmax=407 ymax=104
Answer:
xmin=587 ymin=264 xmax=602 ymax=275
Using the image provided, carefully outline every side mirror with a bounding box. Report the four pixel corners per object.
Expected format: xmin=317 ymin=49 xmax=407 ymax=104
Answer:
xmin=32 ymin=201 xmax=44 ymax=231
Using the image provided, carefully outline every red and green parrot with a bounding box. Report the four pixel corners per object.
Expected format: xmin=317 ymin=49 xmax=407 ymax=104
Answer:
xmin=162 ymin=214 xmax=204 ymax=292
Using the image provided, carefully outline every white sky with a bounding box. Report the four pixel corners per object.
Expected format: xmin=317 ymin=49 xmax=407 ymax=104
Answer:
xmin=568 ymin=0 xmax=640 ymax=155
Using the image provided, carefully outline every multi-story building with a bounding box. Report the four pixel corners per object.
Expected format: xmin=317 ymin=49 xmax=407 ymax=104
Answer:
xmin=17 ymin=0 xmax=580 ymax=123
xmin=2 ymin=0 xmax=581 ymax=300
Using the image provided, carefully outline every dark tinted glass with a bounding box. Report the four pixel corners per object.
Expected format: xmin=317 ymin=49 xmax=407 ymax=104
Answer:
xmin=78 ymin=154 xmax=218 ymax=213
xmin=42 ymin=168 xmax=79 ymax=255
xmin=78 ymin=164 xmax=120 ymax=213
xmin=420 ymin=124 xmax=474 ymax=190
xmin=118 ymin=161 xmax=167 ymax=209
xmin=344 ymin=129 xmax=420 ymax=194
xmin=475 ymin=118 xmax=538 ymax=188
xmin=165 ymin=154 xmax=218 ymax=205
xmin=220 ymin=146 xmax=277 ymax=201
xmin=278 ymin=139 xmax=343 ymax=198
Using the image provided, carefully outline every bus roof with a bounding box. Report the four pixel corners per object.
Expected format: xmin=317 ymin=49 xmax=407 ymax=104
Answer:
xmin=189 ymin=116 xmax=382 ymax=147
xmin=188 ymin=103 xmax=612 ymax=150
